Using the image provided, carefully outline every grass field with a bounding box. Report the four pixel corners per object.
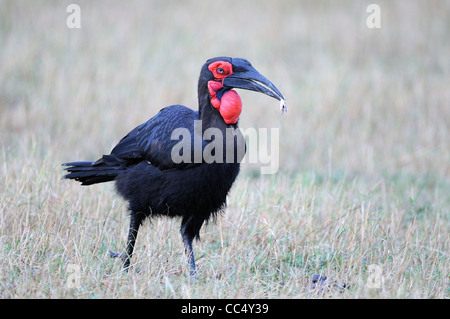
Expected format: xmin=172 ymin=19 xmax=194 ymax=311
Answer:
xmin=0 ymin=0 xmax=448 ymax=298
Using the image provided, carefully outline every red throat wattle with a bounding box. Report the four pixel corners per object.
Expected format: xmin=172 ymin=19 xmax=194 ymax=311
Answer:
xmin=208 ymin=81 xmax=242 ymax=124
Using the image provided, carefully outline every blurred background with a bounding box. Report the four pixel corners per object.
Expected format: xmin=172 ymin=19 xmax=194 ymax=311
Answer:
xmin=1 ymin=0 xmax=449 ymax=180
xmin=0 ymin=0 xmax=449 ymax=299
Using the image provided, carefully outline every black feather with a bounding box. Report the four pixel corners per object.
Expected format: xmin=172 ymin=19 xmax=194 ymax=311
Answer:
xmin=62 ymin=57 xmax=283 ymax=275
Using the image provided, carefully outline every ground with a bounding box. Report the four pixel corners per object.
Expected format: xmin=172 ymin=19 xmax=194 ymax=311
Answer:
xmin=0 ymin=0 xmax=448 ymax=298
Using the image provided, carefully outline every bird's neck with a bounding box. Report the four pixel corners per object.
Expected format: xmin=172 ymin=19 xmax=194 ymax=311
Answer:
xmin=198 ymin=85 xmax=236 ymax=131
xmin=197 ymin=83 xmax=246 ymax=164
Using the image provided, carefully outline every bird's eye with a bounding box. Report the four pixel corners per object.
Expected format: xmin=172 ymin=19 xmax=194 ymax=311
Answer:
xmin=216 ymin=67 xmax=225 ymax=74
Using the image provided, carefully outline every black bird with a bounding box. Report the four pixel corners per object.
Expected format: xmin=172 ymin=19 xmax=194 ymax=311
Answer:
xmin=63 ymin=57 xmax=286 ymax=276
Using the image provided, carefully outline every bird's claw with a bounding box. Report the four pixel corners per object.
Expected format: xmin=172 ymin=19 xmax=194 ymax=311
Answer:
xmin=109 ymin=250 xmax=123 ymax=259
xmin=109 ymin=250 xmax=132 ymax=271
xmin=311 ymin=274 xmax=328 ymax=290
xmin=310 ymin=274 xmax=348 ymax=293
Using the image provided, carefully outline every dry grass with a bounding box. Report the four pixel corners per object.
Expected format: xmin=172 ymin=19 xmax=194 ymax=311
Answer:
xmin=0 ymin=0 xmax=448 ymax=298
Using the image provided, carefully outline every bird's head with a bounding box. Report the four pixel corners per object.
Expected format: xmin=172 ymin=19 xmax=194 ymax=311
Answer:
xmin=199 ymin=57 xmax=287 ymax=124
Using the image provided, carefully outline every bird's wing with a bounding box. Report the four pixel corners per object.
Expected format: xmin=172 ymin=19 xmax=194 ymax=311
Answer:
xmin=104 ymin=105 xmax=204 ymax=170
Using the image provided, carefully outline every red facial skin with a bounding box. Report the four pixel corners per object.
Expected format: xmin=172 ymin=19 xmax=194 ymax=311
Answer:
xmin=207 ymin=61 xmax=242 ymax=124
xmin=218 ymin=90 xmax=242 ymax=124
xmin=208 ymin=61 xmax=233 ymax=79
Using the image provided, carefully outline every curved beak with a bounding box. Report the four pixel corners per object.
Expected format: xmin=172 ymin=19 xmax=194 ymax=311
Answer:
xmin=223 ymin=58 xmax=287 ymax=113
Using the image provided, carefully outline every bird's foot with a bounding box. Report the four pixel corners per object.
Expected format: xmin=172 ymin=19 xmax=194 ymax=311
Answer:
xmin=310 ymin=275 xmax=348 ymax=293
xmin=310 ymin=275 xmax=327 ymax=290
xmin=108 ymin=250 xmax=125 ymax=260
xmin=108 ymin=250 xmax=131 ymax=271
xmin=189 ymin=269 xmax=198 ymax=282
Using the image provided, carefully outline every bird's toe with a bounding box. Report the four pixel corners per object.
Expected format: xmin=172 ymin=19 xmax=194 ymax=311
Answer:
xmin=109 ymin=250 xmax=122 ymax=259
xmin=310 ymin=274 xmax=327 ymax=290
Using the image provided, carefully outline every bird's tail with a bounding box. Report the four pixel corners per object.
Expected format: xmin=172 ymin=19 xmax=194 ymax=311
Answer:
xmin=62 ymin=158 xmax=124 ymax=186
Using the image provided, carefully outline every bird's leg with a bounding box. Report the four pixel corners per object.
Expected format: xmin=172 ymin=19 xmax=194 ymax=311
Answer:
xmin=183 ymin=236 xmax=197 ymax=278
xmin=180 ymin=217 xmax=202 ymax=278
xmin=109 ymin=213 xmax=143 ymax=271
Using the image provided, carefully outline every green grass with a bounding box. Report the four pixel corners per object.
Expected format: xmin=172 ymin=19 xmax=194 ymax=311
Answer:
xmin=0 ymin=0 xmax=449 ymax=298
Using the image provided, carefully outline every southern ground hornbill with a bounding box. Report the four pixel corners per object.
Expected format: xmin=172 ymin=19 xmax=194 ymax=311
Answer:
xmin=63 ymin=57 xmax=286 ymax=276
